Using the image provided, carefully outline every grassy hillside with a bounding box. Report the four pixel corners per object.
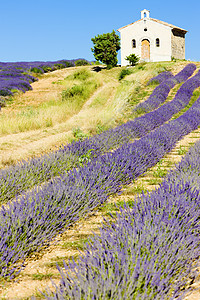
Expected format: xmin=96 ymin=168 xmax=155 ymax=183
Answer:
xmin=0 ymin=60 xmax=199 ymax=168
xmin=0 ymin=60 xmax=200 ymax=299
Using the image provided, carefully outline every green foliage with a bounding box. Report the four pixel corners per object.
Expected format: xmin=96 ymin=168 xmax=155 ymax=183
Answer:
xmin=96 ymin=122 xmax=108 ymax=134
xmin=54 ymin=63 xmax=66 ymax=69
xmin=78 ymin=149 xmax=95 ymax=166
xmin=91 ymin=30 xmax=120 ymax=68
xmin=75 ymin=59 xmax=90 ymax=66
xmin=178 ymin=145 xmax=187 ymax=155
xmin=62 ymin=81 xmax=98 ymax=103
xmin=73 ymin=69 xmax=91 ymax=81
xmin=31 ymin=272 xmax=55 ymax=281
xmin=91 ymin=61 xmax=102 ymax=65
xmin=62 ymin=85 xmax=85 ymax=99
xmin=147 ymin=79 xmax=160 ymax=86
xmin=72 ymin=127 xmax=88 ymax=141
xmin=30 ymin=67 xmax=43 ymax=74
xmin=153 ymin=160 xmax=167 ymax=178
xmin=41 ymin=66 xmax=52 ymax=72
xmin=118 ymin=68 xmax=132 ymax=81
xmin=125 ymin=54 xmax=140 ymax=66
xmin=62 ymin=239 xmax=89 ymax=250
xmin=138 ymin=64 xmax=146 ymax=70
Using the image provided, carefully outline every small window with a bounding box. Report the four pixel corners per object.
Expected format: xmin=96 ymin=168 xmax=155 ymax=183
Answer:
xmin=144 ymin=12 xmax=147 ymax=18
xmin=132 ymin=39 xmax=136 ymax=48
xmin=144 ymin=28 xmax=147 ymax=32
xmin=156 ymin=38 xmax=160 ymax=47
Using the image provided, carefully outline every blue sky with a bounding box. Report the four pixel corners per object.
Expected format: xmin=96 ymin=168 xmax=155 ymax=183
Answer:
xmin=1 ymin=0 xmax=199 ymax=63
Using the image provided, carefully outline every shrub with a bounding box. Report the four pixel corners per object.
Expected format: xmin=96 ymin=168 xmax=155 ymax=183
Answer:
xmin=62 ymin=85 xmax=84 ymax=100
xmin=40 ymin=65 xmax=53 ymax=72
xmin=138 ymin=63 xmax=146 ymax=70
xmin=62 ymin=61 xmax=74 ymax=68
xmin=72 ymin=127 xmax=88 ymax=141
xmin=73 ymin=69 xmax=90 ymax=81
xmin=118 ymin=68 xmax=132 ymax=81
xmin=75 ymin=59 xmax=90 ymax=66
xmin=0 ymin=88 xmax=13 ymax=96
xmin=125 ymin=54 xmax=140 ymax=66
xmin=30 ymin=67 xmax=44 ymax=74
xmin=54 ymin=63 xmax=66 ymax=69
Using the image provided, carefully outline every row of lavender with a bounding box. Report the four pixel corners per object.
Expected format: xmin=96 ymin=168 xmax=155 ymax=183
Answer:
xmin=43 ymin=124 xmax=200 ymax=299
xmin=0 ymin=64 xmax=197 ymax=203
xmin=146 ymin=70 xmax=173 ymax=85
xmin=133 ymin=63 xmax=196 ymax=114
xmin=111 ymin=67 xmax=200 ymax=139
xmin=1 ymin=93 xmax=200 ymax=280
xmin=0 ymin=59 xmax=77 ymax=107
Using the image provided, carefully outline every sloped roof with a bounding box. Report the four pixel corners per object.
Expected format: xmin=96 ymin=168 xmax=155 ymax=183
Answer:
xmin=117 ymin=18 xmax=187 ymax=33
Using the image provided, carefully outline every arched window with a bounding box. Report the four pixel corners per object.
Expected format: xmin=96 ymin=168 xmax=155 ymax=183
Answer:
xmin=144 ymin=28 xmax=147 ymax=32
xmin=156 ymin=38 xmax=160 ymax=47
xmin=132 ymin=39 xmax=136 ymax=48
xmin=144 ymin=12 xmax=147 ymax=18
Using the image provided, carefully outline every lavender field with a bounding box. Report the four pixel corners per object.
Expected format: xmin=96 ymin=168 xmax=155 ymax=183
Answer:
xmin=0 ymin=60 xmax=77 ymax=108
xmin=0 ymin=60 xmax=200 ymax=299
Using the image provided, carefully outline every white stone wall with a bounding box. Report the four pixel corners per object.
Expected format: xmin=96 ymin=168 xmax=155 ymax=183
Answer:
xmin=118 ymin=19 xmax=172 ymax=66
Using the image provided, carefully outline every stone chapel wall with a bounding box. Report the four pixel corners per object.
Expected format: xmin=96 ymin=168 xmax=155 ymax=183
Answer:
xmin=171 ymin=29 xmax=185 ymax=59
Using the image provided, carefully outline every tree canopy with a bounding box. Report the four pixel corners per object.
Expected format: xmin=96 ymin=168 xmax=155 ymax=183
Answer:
xmin=91 ymin=30 xmax=120 ymax=68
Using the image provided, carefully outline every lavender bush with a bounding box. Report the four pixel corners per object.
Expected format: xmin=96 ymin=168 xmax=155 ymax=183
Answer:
xmin=43 ymin=113 xmax=200 ymax=300
xmin=133 ymin=63 xmax=196 ymax=114
xmin=146 ymin=70 xmax=173 ymax=85
xmin=0 ymin=59 xmax=82 ymax=106
xmin=0 ymin=65 xmax=199 ymax=204
xmin=44 ymin=184 xmax=200 ymax=300
xmin=1 ymin=96 xmax=200 ymax=280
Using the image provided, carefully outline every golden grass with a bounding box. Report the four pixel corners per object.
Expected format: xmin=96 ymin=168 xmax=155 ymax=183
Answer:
xmin=0 ymin=67 xmax=103 ymax=135
xmin=0 ymin=61 xmax=199 ymax=169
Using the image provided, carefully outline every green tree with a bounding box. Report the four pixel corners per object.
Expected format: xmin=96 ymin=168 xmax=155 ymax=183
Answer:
xmin=91 ymin=30 xmax=120 ymax=68
xmin=125 ymin=54 xmax=140 ymax=66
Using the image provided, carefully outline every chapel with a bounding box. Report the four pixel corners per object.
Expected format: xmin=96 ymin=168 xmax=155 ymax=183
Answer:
xmin=117 ymin=9 xmax=187 ymax=66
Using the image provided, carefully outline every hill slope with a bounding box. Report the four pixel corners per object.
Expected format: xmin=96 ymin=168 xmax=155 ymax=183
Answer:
xmin=0 ymin=61 xmax=197 ymax=168
xmin=0 ymin=61 xmax=200 ymax=299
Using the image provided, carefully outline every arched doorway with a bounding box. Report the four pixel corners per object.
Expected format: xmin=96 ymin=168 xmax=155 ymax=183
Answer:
xmin=141 ymin=39 xmax=150 ymax=60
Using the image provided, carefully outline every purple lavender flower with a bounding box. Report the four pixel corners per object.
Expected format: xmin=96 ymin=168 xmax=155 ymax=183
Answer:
xmin=0 ymin=66 xmax=199 ymax=205
xmin=147 ymin=70 xmax=173 ymax=85
xmin=42 ymin=116 xmax=200 ymax=300
xmin=0 ymin=59 xmax=77 ymax=103
xmin=1 ymin=96 xmax=200 ymax=281
xmin=134 ymin=63 xmax=196 ymax=114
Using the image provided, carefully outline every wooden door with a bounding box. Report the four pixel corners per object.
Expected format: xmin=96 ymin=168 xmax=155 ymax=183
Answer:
xmin=141 ymin=39 xmax=150 ymax=60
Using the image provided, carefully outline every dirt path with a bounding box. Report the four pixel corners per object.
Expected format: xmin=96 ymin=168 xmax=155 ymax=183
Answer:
xmin=0 ymin=76 xmax=118 ymax=169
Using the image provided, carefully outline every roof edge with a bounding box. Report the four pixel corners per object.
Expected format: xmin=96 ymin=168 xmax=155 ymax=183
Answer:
xmin=117 ymin=17 xmax=187 ymax=33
